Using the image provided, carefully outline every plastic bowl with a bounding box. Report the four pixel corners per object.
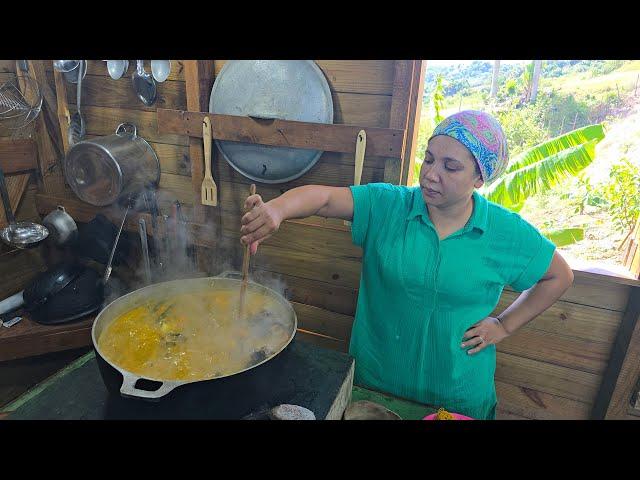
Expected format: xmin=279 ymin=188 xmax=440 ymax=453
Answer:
xmin=423 ymin=412 xmax=474 ymax=420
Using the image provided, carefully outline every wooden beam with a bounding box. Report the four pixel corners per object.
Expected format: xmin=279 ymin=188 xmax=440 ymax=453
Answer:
xmin=592 ymin=287 xmax=640 ymax=418
xmin=184 ymin=60 xmax=216 ymax=225
xmin=401 ymin=60 xmax=427 ymax=185
xmin=0 ymin=139 xmax=37 ymax=173
xmin=384 ymin=60 xmax=415 ymax=184
xmin=602 ymin=286 xmax=640 ymax=418
xmin=156 ymin=108 xmax=406 ymax=158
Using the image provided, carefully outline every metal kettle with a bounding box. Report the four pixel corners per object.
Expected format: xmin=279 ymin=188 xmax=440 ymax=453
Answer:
xmin=42 ymin=206 xmax=78 ymax=247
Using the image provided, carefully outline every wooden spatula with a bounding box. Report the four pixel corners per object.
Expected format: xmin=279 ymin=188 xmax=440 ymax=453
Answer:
xmin=239 ymin=183 xmax=257 ymax=319
xmin=201 ymin=116 xmax=218 ymax=206
xmin=345 ymin=130 xmax=366 ymax=226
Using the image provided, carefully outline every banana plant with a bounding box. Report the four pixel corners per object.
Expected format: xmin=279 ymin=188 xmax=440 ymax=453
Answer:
xmin=480 ymin=124 xmax=605 ymax=209
xmin=479 ymin=123 xmax=606 ymax=246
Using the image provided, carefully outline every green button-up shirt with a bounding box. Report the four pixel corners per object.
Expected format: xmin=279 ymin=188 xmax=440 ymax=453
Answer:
xmin=349 ymin=183 xmax=556 ymax=419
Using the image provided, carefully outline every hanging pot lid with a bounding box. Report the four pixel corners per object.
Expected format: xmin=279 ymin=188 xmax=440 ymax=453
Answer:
xmin=208 ymin=60 xmax=334 ymax=184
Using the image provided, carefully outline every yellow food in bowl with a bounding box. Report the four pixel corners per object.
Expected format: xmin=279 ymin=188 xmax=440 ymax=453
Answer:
xmin=97 ymin=289 xmax=292 ymax=381
xmin=434 ymin=408 xmax=455 ymax=420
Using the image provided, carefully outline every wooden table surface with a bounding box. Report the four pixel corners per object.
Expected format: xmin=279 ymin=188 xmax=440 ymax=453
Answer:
xmin=0 ymin=313 xmax=94 ymax=362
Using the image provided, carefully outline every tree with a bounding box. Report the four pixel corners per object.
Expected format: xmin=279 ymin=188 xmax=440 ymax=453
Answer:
xmin=530 ymin=60 xmax=542 ymax=103
xmin=490 ymin=60 xmax=501 ymax=98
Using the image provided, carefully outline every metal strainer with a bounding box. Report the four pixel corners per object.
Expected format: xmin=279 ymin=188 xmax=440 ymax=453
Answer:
xmin=0 ymin=66 xmax=43 ymax=131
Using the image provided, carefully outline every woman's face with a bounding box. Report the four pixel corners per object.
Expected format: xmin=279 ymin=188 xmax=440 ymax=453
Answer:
xmin=419 ymin=135 xmax=484 ymax=208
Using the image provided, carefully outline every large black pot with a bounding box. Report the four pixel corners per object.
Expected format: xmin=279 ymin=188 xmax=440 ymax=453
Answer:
xmin=92 ymin=276 xmax=297 ymax=418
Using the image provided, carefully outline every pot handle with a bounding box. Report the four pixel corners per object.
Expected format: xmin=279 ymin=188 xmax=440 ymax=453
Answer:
xmin=115 ymin=123 xmax=138 ymax=138
xmin=217 ymin=270 xmax=241 ymax=280
xmin=119 ymin=372 xmax=181 ymax=400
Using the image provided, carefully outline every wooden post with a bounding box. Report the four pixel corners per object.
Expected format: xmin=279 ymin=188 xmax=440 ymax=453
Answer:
xmin=591 ymin=287 xmax=640 ymax=419
xmin=184 ymin=60 xmax=216 ymax=224
xmin=384 ymin=61 xmax=414 ymax=185
xmin=401 ymin=61 xmax=427 ymax=186
xmin=183 ymin=60 xmax=219 ymax=272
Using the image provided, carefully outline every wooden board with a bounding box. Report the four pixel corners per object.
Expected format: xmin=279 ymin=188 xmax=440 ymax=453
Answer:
xmin=215 ymin=60 xmax=395 ymax=95
xmin=0 ymin=314 xmax=94 ymax=362
xmin=495 ymin=351 xmax=602 ymax=403
xmin=493 ymin=290 xmax=624 ymax=344
xmin=402 ymin=61 xmax=427 ymax=185
xmin=292 ymin=301 xmax=354 ymax=344
xmin=495 ymin=380 xmax=592 ymax=420
xmin=497 ymin=327 xmax=611 ymax=375
xmin=0 ymin=60 xmax=15 ymax=73
xmin=184 ymin=60 xmax=216 ymax=224
xmin=157 ymin=109 xmax=405 ymax=158
xmin=0 ymin=139 xmax=37 ymax=174
xmin=0 ymin=173 xmax=31 ymax=228
xmin=45 ymin=60 xmax=396 ymax=96
xmin=51 ymin=71 xmax=187 ymax=112
xmin=44 ymin=60 xmax=187 ymax=83
xmin=216 ymin=153 xmax=386 ymax=189
xmin=505 ymin=274 xmax=631 ymax=312
xmin=252 ymin=269 xmax=358 ymax=317
xmin=221 ymin=214 xmax=361 ymax=260
xmin=384 ymin=61 xmax=414 ymax=184
xmin=222 ymin=234 xmax=361 ymax=289
xmin=65 ymin=105 xmax=188 ymax=146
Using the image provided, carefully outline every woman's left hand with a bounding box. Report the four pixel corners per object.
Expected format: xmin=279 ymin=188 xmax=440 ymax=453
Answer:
xmin=461 ymin=317 xmax=510 ymax=355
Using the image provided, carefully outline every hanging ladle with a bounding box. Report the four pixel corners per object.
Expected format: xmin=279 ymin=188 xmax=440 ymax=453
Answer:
xmin=131 ymin=60 xmax=157 ymax=107
xmin=0 ymin=167 xmax=48 ymax=249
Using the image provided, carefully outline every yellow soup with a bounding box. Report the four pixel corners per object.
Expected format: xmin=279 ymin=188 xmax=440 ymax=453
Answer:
xmin=98 ymin=288 xmax=293 ymax=381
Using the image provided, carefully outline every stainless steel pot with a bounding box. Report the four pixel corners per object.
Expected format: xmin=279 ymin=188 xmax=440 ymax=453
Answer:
xmin=64 ymin=123 xmax=160 ymax=206
xmin=91 ymin=276 xmax=297 ymax=400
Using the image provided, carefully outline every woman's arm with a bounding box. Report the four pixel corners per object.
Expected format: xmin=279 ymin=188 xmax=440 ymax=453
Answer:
xmin=240 ymin=185 xmax=353 ymax=254
xmin=497 ymin=250 xmax=574 ymax=334
xmin=462 ymin=250 xmax=574 ymax=354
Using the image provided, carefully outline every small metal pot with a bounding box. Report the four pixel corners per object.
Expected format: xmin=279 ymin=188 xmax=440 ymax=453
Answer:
xmin=64 ymin=123 xmax=160 ymax=206
xmin=42 ymin=206 xmax=78 ymax=247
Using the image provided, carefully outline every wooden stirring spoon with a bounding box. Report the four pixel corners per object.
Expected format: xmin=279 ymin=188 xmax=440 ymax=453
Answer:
xmin=239 ymin=183 xmax=257 ymax=319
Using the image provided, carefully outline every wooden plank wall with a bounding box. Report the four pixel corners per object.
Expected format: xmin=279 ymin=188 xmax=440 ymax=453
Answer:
xmin=0 ymin=60 xmax=47 ymax=298
xmin=18 ymin=59 xmax=640 ymax=419
xmin=35 ymin=60 xmax=398 ymax=355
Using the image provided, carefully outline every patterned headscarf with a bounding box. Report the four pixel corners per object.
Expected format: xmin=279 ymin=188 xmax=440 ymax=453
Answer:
xmin=429 ymin=110 xmax=509 ymax=184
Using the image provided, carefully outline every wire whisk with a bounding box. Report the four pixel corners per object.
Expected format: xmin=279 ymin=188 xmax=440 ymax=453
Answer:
xmin=0 ymin=73 xmax=42 ymax=131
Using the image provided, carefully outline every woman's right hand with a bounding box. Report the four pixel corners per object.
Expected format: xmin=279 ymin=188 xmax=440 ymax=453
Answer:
xmin=240 ymin=193 xmax=283 ymax=255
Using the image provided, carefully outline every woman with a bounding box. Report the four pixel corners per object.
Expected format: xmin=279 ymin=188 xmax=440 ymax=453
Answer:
xmin=240 ymin=110 xmax=574 ymax=419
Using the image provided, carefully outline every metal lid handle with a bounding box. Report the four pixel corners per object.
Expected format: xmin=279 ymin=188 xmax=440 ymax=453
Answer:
xmin=115 ymin=123 xmax=137 ymax=138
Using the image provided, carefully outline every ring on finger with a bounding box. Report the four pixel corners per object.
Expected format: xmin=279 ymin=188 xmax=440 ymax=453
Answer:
xmin=478 ymin=335 xmax=485 ymax=343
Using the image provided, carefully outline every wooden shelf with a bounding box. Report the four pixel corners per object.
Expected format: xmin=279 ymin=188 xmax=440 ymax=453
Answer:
xmin=156 ymin=108 xmax=406 ymax=158
xmin=0 ymin=312 xmax=94 ymax=362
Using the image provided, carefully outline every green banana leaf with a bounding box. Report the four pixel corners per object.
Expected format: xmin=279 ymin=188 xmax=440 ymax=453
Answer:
xmin=505 ymin=124 xmax=605 ymax=174
xmin=481 ymin=139 xmax=599 ymax=209
xmin=542 ymin=227 xmax=585 ymax=247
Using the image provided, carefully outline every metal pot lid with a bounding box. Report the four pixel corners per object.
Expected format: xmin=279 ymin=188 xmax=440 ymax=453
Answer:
xmin=209 ymin=60 xmax=334 ymax=184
